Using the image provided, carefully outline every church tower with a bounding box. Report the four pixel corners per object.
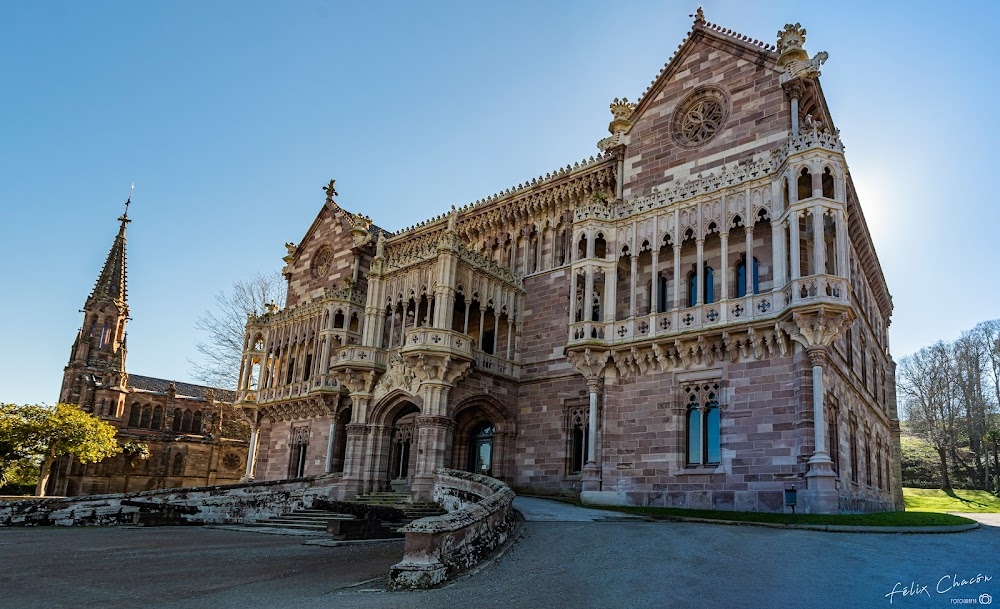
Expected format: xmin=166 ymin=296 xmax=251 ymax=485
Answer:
xmin=59 ymin=202 xmax=131 ymax=419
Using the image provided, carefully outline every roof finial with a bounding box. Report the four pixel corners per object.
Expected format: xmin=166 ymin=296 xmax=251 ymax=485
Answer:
xmin=118 ymin=182 xmax=133 ymax=226
xmin=323 ymin=179 xmax=338 ymax=205
xmin=691 ymin=7 xmax=705 ymax=25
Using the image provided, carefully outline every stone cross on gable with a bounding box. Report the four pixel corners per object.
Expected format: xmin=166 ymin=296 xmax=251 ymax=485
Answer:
xmin=323 ymin=179 xmax=338 ymax=204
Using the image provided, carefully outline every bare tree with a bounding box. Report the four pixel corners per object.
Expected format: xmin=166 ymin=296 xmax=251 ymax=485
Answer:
xmin=899 ymin=342 xmax=960 ymax=491
xmin=190 ymin=272 xmax=286 ymax=390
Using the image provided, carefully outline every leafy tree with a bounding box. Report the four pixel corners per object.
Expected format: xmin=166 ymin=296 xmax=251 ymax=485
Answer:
xmin=899 ymin=342 xmax=959 ymax=491
xmin=191 ymin=272 xmax=286 ymax=390
xmin=1 ymin=404 xmax=122 ymax=497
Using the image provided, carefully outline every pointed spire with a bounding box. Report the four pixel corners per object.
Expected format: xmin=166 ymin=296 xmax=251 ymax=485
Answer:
xmin=88 ymin=194 xmax=131 ymax=307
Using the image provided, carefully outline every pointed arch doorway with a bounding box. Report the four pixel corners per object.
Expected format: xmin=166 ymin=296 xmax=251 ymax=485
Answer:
xmin=468 ymin=423 xmax=494 ymax=476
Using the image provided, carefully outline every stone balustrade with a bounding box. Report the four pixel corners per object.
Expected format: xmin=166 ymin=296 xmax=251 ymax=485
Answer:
xmin=473 ymin=350 xmax=520 ymax=380
xmin=335 ymin=344 xmax=388 ymax=367
xmin=388 ymin=468 xmax=517 ymax=590
xmin=0 ymin=475 xmax=341 ymax=527
xmin=569 ymin=277 xmax=848 ymax=347
xmin=401 ymin=328 xmax=475 ymax=357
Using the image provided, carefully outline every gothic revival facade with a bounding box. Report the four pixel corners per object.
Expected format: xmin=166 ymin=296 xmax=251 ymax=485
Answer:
xmin=53 ymin=210 xmax=248 ymax=496
xmin=237 ymin=13 xmax=902 ymax=513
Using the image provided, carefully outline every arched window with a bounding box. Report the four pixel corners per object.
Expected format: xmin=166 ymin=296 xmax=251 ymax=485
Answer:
xmin=139 ymin=405 xmax=151 ymax=429
xmin=735 ymin=257 xmax=759 ymax=298
xmin=577 ymin=234 xmax=588 ymax=261
xmin=333 ymin=310 xmax=345 ymax=329
xmin=128 ymin=404 xmax=140 ymax=427
xmin=181 ymin=410 xmax=193 ymax=433
xmin=685 ymin=385 xmax=721 ymax=466
xmin=594 ymin=233 xmax=607 ymax=259
xmin=845 ymin=328 xmax=853 ymax=368
xmin=151 ymin=406 xmax=162 ymax=430
xmin=172 ymin=409 xmax=182 ymax=432
xmin=192 ymin=411 xmax=203 ymax=434
xmin=569 ymin=411 xmax=588 ymax=474
xmin=591 ymin=294 xmax=601 ymax=322
xmin=688 ymin=272 xmax=698 ymax=308
xmin=704 ymin=266 xmax=715 ymax=304
xmin=172 ymin=453 xmax=184 ymax=476
xmin=657 ymin=276 xmax=668 ymax=313
xmin=797 ymin=167 xmax=813 ymax=201
xmin=822 ymin=167 xmax=835 ymax=199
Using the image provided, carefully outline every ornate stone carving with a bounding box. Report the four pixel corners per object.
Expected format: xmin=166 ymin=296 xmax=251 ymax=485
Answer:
xmin=566 ymin=348 xmax=610 ymax=380
xmin=311 ymin=245 xmax=333 ymax=278
xmin=776 ymin=23 xmax=828 ymax=84
xmin=373 ymin=353 xmax=421 ymax=402
xmin=785 ymin=306 xmax=854 ymax=349
xmin=323 ymin=179 xmax=338 ymax=204
xmin=671 ymin=86 xmax=730 ymax=148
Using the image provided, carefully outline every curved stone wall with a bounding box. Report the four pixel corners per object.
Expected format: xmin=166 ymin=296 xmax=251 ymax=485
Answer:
xmin=389 ymin=468 xmax=517 ymax=590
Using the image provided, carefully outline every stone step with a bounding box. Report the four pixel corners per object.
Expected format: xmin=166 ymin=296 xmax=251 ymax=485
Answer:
xmin=244 ymin=521 xmax=329 ymax=531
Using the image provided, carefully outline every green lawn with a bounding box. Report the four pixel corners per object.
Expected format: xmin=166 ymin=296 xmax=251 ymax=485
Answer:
xmin=594 ymin=504 xmax=975 ymax=527
xmin=903 ymin=487 xmax=1000 ymax=513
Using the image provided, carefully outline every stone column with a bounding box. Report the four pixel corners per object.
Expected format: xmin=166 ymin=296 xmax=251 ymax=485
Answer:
xmin=463 ymin=301 xmax=470 ymax=335
xmin=650 ymin=250 xmax=659 ymax=314
xmin=569 ymin=268 xmax=578 ymax=325
xmin=835 ymin=209 xmax=848 ymax=277
xmin=805 ymin=347 xmax=838 ymax=513
xmin=584 ymin=267 xmax=594 ymax=331
xmin=492 ymin=313 xmax=500 ymax=355
xmin=629 ymin=254 xmax=638 ymax=317
xmin=673 ymin=244 xmax=682 ymax=310
xmin=812 ymin=207 xmax=826 ymax=276
xmin=324 ymin=414 xmax=338 ymax=474
xmin=771 ymin=220 xmax=786 ymax=289
xmin=506 ymin=320 xmax=513 ymax=359
xmin=695 ymin=239 xmax=705 ymax=305
xmin=339 ymin=420 xmax=370 ymax=499
xmin=387 ymin=309 xmax=396 ymax=350
xmin=745 ymin=227 xmax=755 ymax=295
xmin=241 ymin=421 xmax=260 ymax=482
xmin=366 ymin=425 xmax=393 ymax=493
xmin=789 ymin=213 xmax=801 ymax=280
xmin=582 ymin=377 xmax=603 ymax=492
xmin=720 ymin=232 xmax=729 ymax=301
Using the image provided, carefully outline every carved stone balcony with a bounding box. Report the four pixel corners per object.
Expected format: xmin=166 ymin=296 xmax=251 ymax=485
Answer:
xmin=401 ymin=328 xmax=474 ymax=359
xmin=400 ymin=328 xmax=475 ymax=387
xmin=473 ymin=350 xmax=520 ymax=380
xmin=567 ymin=274 xmax=850 ymax=348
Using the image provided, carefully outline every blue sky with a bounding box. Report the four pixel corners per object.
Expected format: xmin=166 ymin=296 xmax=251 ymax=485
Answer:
xmin=2 ymin=1 xmax=997 ymax=405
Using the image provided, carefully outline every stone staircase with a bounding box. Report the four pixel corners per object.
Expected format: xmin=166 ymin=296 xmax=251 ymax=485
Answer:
xmin=240 ymin=493 xmax=445 ymax=537
xmin=245 ymin=508 xmax=356 ymax=534
xmin=348 ymin=492 xmax=446 ymax=523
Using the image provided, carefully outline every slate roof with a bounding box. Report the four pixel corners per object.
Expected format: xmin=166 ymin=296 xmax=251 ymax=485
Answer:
xmin=128 ymin=374 xmax=236 ymax=402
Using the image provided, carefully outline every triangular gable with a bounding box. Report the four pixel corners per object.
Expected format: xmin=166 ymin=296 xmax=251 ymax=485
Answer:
xmin=629 ymin=15 xmax=778 ymax=123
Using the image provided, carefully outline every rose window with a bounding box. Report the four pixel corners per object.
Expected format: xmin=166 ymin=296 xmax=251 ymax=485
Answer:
xmin=311 ymin=245 xmax=333 ymax=278
xmin=672 ymin=87 xmax=729 ymax=148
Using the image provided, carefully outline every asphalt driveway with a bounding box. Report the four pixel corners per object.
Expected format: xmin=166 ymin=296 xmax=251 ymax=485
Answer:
xmin=1 ymin=499 xmax=996 ymax=609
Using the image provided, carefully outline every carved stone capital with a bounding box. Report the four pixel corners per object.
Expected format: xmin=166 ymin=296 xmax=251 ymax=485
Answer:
xmin=331 ymin=367 xmax=380 ymax=395
xmin=415 ymin=414 xmax=454 ymax=431
xmin=402 ymin=352 xmax=473 ymax=387
xmin=785 ymin=306 xmax=854 ymax=350
xmin=782 ymin=80 xmax=805 ymax=100
xmin=806 ymin=346 xmax=828 ymax=368
xmin=566 ymin=347 xmax=610 ymax=381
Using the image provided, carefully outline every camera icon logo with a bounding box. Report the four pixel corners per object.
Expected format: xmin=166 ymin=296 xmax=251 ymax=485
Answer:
xmin=980 ymin=593 xmax=993 ymax=605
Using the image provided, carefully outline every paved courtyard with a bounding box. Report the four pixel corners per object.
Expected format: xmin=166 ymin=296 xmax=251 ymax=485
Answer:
xmin=1 ymin=499 xmax=996 ymax=609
